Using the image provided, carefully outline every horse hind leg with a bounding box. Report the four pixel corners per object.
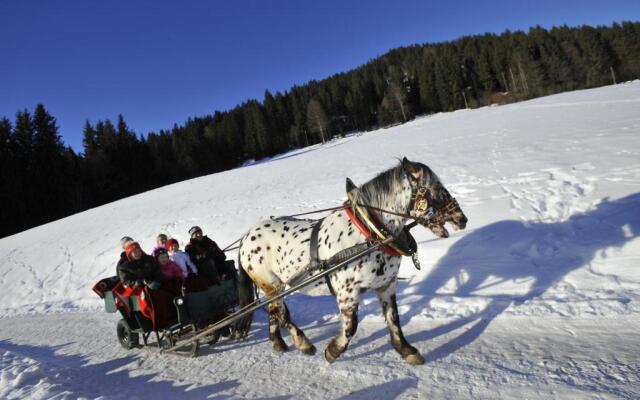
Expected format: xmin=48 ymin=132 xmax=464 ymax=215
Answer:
xmin=376 ymin=283 xmax=424 ymax=365
xmin=267 ymin=302 xmax=288 ymax=352
xmin=244 ymin=252 xmax=314 ymax=354
xmin=246 ymin=271 xmax=289 ymax=353
xmin=271 ymin=300 xmax=316 ymax=355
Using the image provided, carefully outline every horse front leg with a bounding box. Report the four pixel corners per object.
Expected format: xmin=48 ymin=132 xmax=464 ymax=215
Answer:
xmin=324 ymin=298 xmax=359 ymax=363
xmin=376 ymin=283 xmax=425 ymax=365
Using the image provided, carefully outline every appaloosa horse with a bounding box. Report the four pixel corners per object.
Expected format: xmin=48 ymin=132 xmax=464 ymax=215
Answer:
xmin=235 ymin=157 xmax=467 ymax=364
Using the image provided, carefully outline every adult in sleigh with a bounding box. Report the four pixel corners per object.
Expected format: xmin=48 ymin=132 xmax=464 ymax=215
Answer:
xmin=234 ymin=158 xmax=467 ymax=365
xmin=186 ymin=226 xmax=236 ymax=283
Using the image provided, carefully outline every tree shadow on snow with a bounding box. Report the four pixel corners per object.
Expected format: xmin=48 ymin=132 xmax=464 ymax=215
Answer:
xmin=0 ymin=339 xmax=238 ymax=399
xmin=242 ymin=138 xmax=351 ymax=168
xmin=399 ymin=192 xmax=640 ymax=362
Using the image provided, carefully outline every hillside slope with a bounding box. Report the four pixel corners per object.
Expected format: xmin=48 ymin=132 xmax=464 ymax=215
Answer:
xmin=1 ymin=82 xmax=639 ymax=399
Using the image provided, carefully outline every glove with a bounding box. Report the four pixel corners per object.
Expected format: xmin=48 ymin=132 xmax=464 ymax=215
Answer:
xmin=147 ymin=280 xmax=161 ymax=290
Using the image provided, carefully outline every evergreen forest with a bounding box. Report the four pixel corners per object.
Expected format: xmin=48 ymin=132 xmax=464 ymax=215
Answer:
xmin=2 ymin=22 xmax=640 ymax=238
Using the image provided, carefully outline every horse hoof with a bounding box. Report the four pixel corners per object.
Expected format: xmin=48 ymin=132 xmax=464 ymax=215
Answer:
xmin=324 ymin=348 xmax=337 ymax=363
xmin=300 ymin=344 xmax=316 ymax=356
xmin=404 ymin=353 xmax=425 ymax=365
xmin=273 ymin=341 xmax=289 ymax=353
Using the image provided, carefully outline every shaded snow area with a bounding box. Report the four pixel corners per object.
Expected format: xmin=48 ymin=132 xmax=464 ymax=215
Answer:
xmin=1 ymin=82 xmax=640 ymax=399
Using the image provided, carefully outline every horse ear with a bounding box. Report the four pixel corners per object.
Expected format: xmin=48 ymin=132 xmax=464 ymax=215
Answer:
xmin=346 ymin=177 xmax=357 ymax=193
xmin=402 ymin=157 xmax=423 ymax=180
xmin=402 ymin=157 xmax=416 ymax=172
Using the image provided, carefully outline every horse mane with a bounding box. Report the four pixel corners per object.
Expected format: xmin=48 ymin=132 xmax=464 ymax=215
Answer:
xmin=353 ymin=160 xmax=440 ymax=209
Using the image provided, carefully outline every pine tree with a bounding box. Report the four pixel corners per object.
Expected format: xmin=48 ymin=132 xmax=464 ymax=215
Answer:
xmin=263 ymin=90 xmax=287 ymax=152
xmin=242 ymin=101 xmax=270 ymax=158
xmin=433 ymin=45 xmax=465 ymax=110
xmin=10 ymin=110 xmax=35 ymax=228
xmin=417 ymin=48 xmax=442 ymax=113
xmin=82 ymin=120 xmax=98 ymax=157
xmin=0 ymin=118 xmax=14 ymax=236
xmin=614 ymin=22 xmax=640 ymax=80
xmin=576 ymin=26 xmax=617 ymax=87
xmin=0 ymin=118 xmax=11 ymax=165
xmin=12 ymin=109 xmax=34 ymax=167
xmin=32 ymin=104 xmax=66 ymax=222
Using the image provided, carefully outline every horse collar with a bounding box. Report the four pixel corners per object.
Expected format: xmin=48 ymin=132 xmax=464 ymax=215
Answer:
xmin=343 ymin=200 xmax=404 ymax=257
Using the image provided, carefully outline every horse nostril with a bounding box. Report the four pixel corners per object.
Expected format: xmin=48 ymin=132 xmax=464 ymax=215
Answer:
xmin=456 ymin=217 xmax=467 ymax=230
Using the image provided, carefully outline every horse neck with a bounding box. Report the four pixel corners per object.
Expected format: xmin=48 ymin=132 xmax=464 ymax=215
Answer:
xmin=374 ymin=192 xmax=411 ymax=236
xmin=360 ymin=178 xmax=413 ymax=236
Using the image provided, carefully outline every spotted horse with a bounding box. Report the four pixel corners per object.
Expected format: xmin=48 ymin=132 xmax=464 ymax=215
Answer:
xmin=234 ymin=157 xmax=467 ymax=364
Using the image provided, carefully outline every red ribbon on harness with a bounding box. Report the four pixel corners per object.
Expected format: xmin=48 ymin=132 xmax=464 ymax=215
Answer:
xmin=343 ymin=202 xmax=402 ymax=257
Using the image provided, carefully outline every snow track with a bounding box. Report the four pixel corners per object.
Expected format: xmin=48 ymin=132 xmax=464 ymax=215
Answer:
xmin=0 ymin=314 xmax=638 ymax=399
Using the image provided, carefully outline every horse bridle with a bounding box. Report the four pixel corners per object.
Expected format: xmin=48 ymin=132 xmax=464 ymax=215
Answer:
xmin=347 ymin=174 xmax=459 ymax=227
xmin=407 ymin=176 xmax=433 ymax=219
xmin=405 ymin=173 xmax=459 ymax=225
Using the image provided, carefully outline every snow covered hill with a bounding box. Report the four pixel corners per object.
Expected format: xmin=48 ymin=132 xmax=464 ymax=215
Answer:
xmin=1 ymin=82 xmax=640 ymax=399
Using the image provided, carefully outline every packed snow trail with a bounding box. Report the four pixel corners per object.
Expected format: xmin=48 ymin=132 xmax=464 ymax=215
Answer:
xmin=1 ymin=314 xmax=638 ymax=399
xmin=1 ymin=82 xmax=640 ymax=398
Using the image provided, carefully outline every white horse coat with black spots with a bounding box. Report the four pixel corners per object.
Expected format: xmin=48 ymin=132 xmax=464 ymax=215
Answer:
xmin=235 ymin=158 xmax=467 ymax=364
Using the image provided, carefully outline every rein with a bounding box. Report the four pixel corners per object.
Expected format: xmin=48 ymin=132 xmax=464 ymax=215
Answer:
xmin=267 ymin=198 xmax=456 ymax=227
xmin=358 ymin=203 xmax=434 ymax=223
xmin=225 ymin=199 xmax=457 ymax=253
xmin=270 ymin=205 xmax=346 ymax=219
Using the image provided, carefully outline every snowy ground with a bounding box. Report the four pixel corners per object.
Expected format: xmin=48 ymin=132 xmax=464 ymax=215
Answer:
xmin=1 ymin=82 xmax=640 ymax=399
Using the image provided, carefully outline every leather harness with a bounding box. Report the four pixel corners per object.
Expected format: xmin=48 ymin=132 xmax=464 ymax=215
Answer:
xmin=309 ymin=218 xmax=334 ymax=294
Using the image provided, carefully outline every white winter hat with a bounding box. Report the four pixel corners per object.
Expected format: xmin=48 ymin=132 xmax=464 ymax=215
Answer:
xmin=120 ymin=236 xmax=134 ymax=249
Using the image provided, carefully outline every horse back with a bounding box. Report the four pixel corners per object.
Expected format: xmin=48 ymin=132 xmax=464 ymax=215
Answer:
xmin=239 ymin=218 xmax=318 ymax=291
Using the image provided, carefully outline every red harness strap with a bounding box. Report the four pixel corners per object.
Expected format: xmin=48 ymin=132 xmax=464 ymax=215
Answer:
xmin=343 ymin=202 xmax=401 ymax=257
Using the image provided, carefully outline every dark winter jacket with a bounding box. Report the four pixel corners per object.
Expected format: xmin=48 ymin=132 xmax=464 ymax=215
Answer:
xmin=115 ymin=251 xmax=127 ymax=276
xmin=117 ymin=254 xmax=164 ymax=287
xmin=185 ymin=236 xmax=226 ymax=267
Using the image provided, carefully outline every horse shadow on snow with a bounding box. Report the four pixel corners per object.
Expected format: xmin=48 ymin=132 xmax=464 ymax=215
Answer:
xmin=344 ymin=193 xmax=640 ymax=361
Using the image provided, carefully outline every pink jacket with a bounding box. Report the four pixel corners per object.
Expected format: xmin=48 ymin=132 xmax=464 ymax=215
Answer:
xmin=159 ymin=260 xmax=185 ymax=280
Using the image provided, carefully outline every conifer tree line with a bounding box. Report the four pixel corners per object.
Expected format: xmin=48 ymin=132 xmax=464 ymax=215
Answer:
xmin=1 ymin=22 xmax=639 ymax=238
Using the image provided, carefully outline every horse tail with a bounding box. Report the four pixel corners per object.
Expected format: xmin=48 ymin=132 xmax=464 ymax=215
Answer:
xmin=234 ymin=253 xmax=255 ymax=338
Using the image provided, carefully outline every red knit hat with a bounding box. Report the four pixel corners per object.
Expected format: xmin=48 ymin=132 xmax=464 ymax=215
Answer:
xmin=125 ymin=242 xmax=142 ymax=260
xmin=166 ymin=238 xmax=179 ymax=250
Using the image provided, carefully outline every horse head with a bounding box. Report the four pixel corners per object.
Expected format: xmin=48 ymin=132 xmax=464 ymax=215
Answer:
xmin=402 ymin=157 xmax=468 ymax=238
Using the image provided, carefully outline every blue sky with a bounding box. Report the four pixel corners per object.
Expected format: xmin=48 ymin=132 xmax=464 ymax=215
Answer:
xmin=2 ymin=0 xmax=639 ymax=151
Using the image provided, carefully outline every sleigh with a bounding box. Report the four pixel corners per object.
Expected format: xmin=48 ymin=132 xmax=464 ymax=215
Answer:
xmin=92 ymin=262 xmax=239 ymax=357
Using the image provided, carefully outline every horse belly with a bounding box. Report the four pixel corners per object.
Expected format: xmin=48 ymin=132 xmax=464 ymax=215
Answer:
xmin=295 ymin=279 xmax=332 ymax=296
